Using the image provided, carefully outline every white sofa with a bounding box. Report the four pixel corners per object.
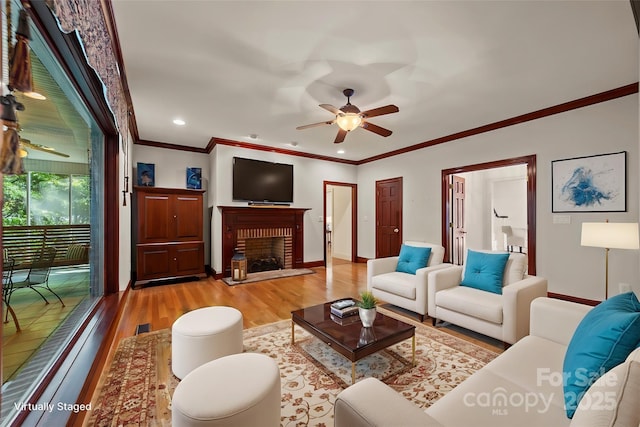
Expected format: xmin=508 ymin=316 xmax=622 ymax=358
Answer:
xmin=367 ymin=242 xmax=451 ymax=321
xmin=428 ymin=252 xmax=547 ymax=345
xmin=335 ymin=297 xmax=640 ymax=427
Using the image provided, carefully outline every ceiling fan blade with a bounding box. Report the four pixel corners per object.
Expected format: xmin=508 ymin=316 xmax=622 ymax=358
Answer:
xmin=334 ymin=128 xmax=348 ymax=144
xmin=319 ymin=104 xmax=342 ymax=115
xmin=361 ymin=121 xmax=393 ymax=137
xmin=361 ymin=104 xmax=399 ymax=119
xmin=21 ymin=140 xmax=70 ymax=157
xmin=296 ymin=120 xmax=334 ymax=130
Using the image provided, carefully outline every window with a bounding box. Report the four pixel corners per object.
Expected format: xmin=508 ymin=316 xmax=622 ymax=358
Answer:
xmin=1 ymin=0 xmax=105 ymax=422
xmin=2 ymin=172 xmax=90 ymax=225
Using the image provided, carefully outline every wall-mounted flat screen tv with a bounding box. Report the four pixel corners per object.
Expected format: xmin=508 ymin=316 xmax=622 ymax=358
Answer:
xmin=232 ymin=157 xmax=294 ymax=204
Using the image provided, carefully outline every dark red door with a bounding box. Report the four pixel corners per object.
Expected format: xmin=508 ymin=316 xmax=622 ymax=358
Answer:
xmin=376 ymin=177 xmax=402 ymax=258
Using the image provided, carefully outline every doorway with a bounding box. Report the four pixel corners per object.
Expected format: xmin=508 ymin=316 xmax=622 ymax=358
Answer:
xmin=324 ymin=182 xmax=357 ymax=267
xmin=442 ymin=155 xmax=537 ymax=274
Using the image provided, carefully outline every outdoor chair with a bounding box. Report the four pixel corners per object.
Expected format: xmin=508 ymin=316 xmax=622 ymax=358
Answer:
xmin=4 ymin=247 xmax=64 ymax=320
xmin=3 ymin=248 xmax=21 ymax=330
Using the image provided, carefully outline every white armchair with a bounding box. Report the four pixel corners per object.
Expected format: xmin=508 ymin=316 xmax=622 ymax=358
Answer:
xmin=428 ymin=251 xmax=547 ymax=345
xmin=367 ymin=241 xmax=452 ymax=321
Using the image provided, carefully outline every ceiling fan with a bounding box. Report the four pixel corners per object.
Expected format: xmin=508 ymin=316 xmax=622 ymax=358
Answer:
xmin=296 ymin=88 xmax=399 ymax=144
xmin=19 ymin=138 xmax=70 ymax=158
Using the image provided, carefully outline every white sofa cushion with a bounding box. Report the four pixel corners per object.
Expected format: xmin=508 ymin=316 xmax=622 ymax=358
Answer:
xmin=435 ymin=286 xmax=503 ymax=324
xmin=371 ymin=272 xmax=417 ymax=299
xmin=484 ymin=335 xmax=568 ymax=409
xmin=503 ymin=252 xmax=527 ymax=285
xmin=570 ymin=347 xmax=640 ymax=427
xmin=426 ymin=368 xmax=571 ymax=427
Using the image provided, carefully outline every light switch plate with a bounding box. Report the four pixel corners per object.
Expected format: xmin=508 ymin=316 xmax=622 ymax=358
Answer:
xmin=553 ymin=215 xmax=571 ymax=224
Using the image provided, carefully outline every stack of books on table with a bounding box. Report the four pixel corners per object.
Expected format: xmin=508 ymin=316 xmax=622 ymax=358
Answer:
xmin=330 ymin=299 xmax=359 ymax=318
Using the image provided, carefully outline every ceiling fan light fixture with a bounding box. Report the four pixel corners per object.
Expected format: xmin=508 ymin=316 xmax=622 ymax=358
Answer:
xmin=336 ymin=113 xmax=362 ymax=132
xmin=19 ymin=147 xmax=28 ymax=158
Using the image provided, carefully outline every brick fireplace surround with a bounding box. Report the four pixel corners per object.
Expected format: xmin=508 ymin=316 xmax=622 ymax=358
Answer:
xmin=219 ymin=206 xmax=309 ymax=278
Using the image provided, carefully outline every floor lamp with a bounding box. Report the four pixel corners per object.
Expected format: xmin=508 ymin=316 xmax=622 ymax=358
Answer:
xmin=581 ymin=222 xmax=639 ymax=300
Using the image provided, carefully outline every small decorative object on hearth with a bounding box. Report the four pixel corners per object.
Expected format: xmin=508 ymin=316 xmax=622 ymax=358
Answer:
xmin=357 ymin=291 xmax=378 ymax=327
xmin=231 ymin=248 xmax=247 ymax=281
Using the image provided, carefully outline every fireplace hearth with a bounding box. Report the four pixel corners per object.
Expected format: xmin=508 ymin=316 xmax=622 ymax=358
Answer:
xmin=219 ymin=206 xmax=309 ymax=278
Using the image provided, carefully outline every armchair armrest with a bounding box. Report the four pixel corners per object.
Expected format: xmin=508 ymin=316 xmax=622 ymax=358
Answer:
xmin=414 ymin=263 xmax=454 ymax=316
xmin=427 ymin=265 xmax=463 ymax=317
xmin=367 ymin=256 xmax=399 ymax=291
xmin=501 ymin=275 xmax=548 ymax=344
xmin=529 ymin=297 xmax=592 ymax=346
xmin=335 ymin=378 xmax=440 ymax=427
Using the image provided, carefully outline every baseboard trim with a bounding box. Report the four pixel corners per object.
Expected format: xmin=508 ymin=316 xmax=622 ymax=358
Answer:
xmin=304 ymin=260 xmax=324 ymax=268
xmin=547 ymin=292 xmax=600 ymax=306
xmin=356 ymin=256 xmax=369 ymax=263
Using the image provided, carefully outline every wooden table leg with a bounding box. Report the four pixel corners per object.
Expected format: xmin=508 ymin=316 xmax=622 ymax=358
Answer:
xmin=412 ymin=335 xmax=416 ymax=366
xmin=352 ymin=362 xmax=356 ymax=384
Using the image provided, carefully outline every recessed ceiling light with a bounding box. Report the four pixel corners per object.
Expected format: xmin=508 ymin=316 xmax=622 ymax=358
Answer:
xmin=173 ymin=118 xmax=186 ymax=126
xmin=337 ymin=149 xmax=345 ymax=154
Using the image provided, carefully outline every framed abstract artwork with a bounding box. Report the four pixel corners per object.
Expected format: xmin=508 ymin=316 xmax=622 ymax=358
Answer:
xmin=551 ymin=151 xmax=626 ymax=212
xmin=186 ymin=167 xmax=202 ymax=189
xmin=137 ymin=162 xmax=155 ymax=187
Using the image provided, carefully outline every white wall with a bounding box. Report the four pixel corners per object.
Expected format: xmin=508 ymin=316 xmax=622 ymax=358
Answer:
xmin=209 ymin=145 xmax=357 ymax=273
xmin=128 ymin=145 xmax=211 ymax=281
xmin=357 ymin=95 xmax=639 ymax=300
xmin=118 ymin=133 xmax=133 ymax=291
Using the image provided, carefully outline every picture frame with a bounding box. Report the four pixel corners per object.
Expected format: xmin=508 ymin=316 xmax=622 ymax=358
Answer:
xmin=186 ymin=167 xmax=202 ymax=189
xmin=137 ymin=162 xmax=155 ymax=187
xmin=551 ymin=151 xmax=626 ymax=212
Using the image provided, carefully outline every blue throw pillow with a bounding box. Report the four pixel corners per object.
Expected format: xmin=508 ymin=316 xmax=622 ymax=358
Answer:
xmin=395 ymin=244 xmax=432 ymax=275
xmin=562 ymin=292 xmax=640 ymax=418
xmin=459 ymin=250 xmax=509 ymax=294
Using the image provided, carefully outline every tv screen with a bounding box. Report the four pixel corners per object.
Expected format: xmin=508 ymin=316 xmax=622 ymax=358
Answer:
xmin=232 ymin=157 xmax=294 ymax=204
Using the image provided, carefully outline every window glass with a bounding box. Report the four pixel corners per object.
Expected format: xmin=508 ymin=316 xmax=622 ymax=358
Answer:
xmin=2 ymin=175 xmax=27 ymax=225
xmin=1 ymin=0 xmax=105 ymax=422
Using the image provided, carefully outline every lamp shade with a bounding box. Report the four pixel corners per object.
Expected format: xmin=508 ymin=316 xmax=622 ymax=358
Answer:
xmin=581 ymin=222 xmax=640 ymax=250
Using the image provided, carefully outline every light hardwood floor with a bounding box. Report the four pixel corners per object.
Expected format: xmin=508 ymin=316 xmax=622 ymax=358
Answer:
xmin=77 ymin=259 xmax=502 ymax=425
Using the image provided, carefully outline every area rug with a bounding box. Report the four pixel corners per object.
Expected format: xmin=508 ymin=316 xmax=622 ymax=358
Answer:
xmin=87 ymin=315 xmax=499 ymax=426
xmin=221 ymin=268 xmax=315 ymax=286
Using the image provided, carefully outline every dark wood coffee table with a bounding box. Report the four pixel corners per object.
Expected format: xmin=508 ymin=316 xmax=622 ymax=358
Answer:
xmin=291 ymin=301 xmax=416 ymax=384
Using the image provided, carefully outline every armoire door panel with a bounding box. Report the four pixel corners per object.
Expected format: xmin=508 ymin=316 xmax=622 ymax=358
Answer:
xmin=174 ymin=196 xmax=203 ymax=240
xmin=140 ymin=195 xmax=172 ymax=242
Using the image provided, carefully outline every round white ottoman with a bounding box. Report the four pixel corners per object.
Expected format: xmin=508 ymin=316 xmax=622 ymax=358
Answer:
xmin=172 ymin=353 xmax=281 ymax=427
xmin=172 ymin=306 xmax=243 ymax=379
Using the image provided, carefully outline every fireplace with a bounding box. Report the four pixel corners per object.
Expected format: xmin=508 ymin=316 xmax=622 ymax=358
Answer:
xmin=219 ymin=206 xmax=309 ymax=278
xmin=241 ymin=235 xmax=288 ymax=273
